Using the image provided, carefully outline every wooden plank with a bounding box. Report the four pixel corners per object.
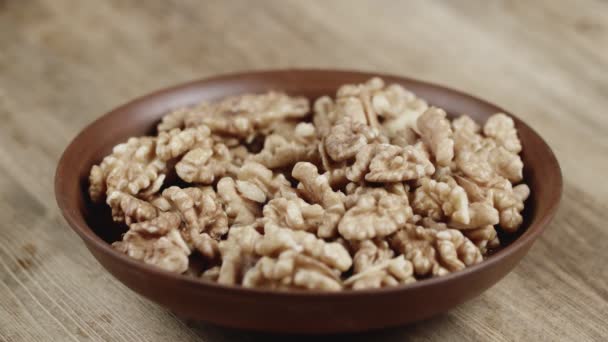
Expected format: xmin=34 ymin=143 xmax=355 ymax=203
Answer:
xmin=0 ymin=0 xmax=606 ymax=340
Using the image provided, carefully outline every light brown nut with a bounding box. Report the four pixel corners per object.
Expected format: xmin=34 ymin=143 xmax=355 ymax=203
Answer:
xmin=187 ymin=92 xmax=310 ymax=140
xmin=490 ymin=182 xmax=530 ymax=233
xmin=237 ymin=161 xmax=297 ymax=200
xmin=175 ymin=143 xmax=233 ymax=184
xmin=343 ymin=182 xmax=411 ymax=208
xmin=262 ymin=121 xmax=316 ymax=143
xmin=388 ymin=127 xmax=419 ymax=148
xmin=154 ymin=186 xmax=225 ymax=258
xmin=318 ymin=141 xmax=349 ymax=188
xmin=153 ymin=187 xmax=197 ymax=224
xmin=455 ymin=143 xmax=496 ymax=184
xmin=292 ymin=162 xmax=346 ymax=238
xmin=453 ymin=115 xmax=523 ymax=184
xmin=198 ymin=114 xmax=254 ymax=139
xmin=211 ymin=134 xmax=242 ymax=147
xmin=484 ymin=113 xmax=522 ymax=153
xmin=334 ymin=97 xmax=369 ymax=126
xmin=431 ymin=166 xmax=459 ymax=189
xmin=337 ymin=77 xmax=385 ymax=99
xmin=263 ymin=197 xmax=325 ymax=233
xmin=88 ymin=164 xmax=107 ymax=203
xmin=294 ymin=122 xmax=317 ymax=141
xmin=351 ymin=239 xmax=395 ymax=273
xmin=252 ymin=135 xmax=303 ymax=169
xmin=156 ymin=126 xmax=212 ymax=161
xmin=188 ymin=233 xmax=220 ymax=261
xmin=256 ymin=223 xmax=352 ymax=272
xmin=336 ymin=78 xmax=430 ymax=142
xmin=339 ymin=187 xmax=412 ymax=240
xmin=323 ymin=115 xmax=380 ymax=162
xmin=345 ymin=144 xmax=377 ymax=183
xmin=128 ymin=211 xmax=182 ymax=235
xmin=389 ymin=224 xmax=483 ymax=277
xmin=452 ymin=115 xmax=483 ymax=153
xmin=453 ymin=116 xmax=502 ymax=184
xmin=449 ymin=202 xmax=500 ymax=230
xmin=419 ymin=217 xmax=448 ymax=230
xmin=89 ymin=137 xmax=166 ymax=202
xmin=218 ymin=225 xmax=263 ymax=285
xmin=372 ymin=84 xmax=428 ymax=140
xmin=193 ymin=187 xmax=230 ymax=239
xmin=257 ymin=117 xmax=299 ymax=138
xmin=488 ymin=145 xmax=524 ymax=183
xmin=435 ymin=173 xmax=499 ymax=230
xmin=113 ymin=212 xmax=190 ymax=273
xmin=344 ymin=255 xmax=416 ymax=289
xmin=217 ymin=177 xmax=262 ymax=226
xmin=182 ymin=99 xmax=252 ymax=139
xmin=316 ymin=81 xmax=387 ymax=142
xmin=154 ymin=186 xmax=229 ymax=239
xmin=453 ymin=121 xmax=496 ymax=184
xmin=242 ymin=251 xmax=342 ymax=291
xmin=336 ymin=78 xmax=385 ymax=128
xmin=221 ymin=92 xmax=310 ymax=128
xmin=454 ymin=175 xmax=487 ymax=202
xmin=228 ymin=145 xmax=251 ymax=167
xmin=434 ymin=229 xmax=483 ymax=272
xmin=106 ymin=191 xmax=158 ymax=224
xmin=416 ymin=107 xmax=454 ymax=167
xmin=412 ymin=178 xmax=470 ymax=225
xmin=372 ymin=84 xmax=426 ymax=119
xmin=463 ymin=225 xmax=500 ymax=254
xmin=349 ymin=143 xmax=435 ymax=183
xmin=312 ymin=95 xmax=336 ymax=137
xmin=253 ymin=123 xmax=319 ymax=169
xmin=236 ymin=180 xmax=267 ymax=203
xmin=456 ymin=174 xmax=528 ymax=233
xmin=157 ymin=107 xmax=187 ymax=132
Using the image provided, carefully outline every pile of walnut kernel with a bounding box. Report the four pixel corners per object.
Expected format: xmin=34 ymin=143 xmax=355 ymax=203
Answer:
xmin=89 ymin=77 xmax=530 ymax=291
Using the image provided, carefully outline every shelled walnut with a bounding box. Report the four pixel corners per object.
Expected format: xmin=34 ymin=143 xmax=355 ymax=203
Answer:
xmin=113 ymin=212 xmax=190 ymax=273
xmin=344 ymin=255 xmax=416 ymax=289
xmin=292 ymin=162 xmax=346 ymax=238
xmin=351 ymin=239 xmax=395 ymax=273
xmin=106 ymin=191 xmax=158 ymax=224
xmin=347 ymin=143 xmax=435 ymax=183
xmin=389 ymin=224 xmax=483 ymax=277
xmin=263 ymin=197 xmax=325 ymax=233
xmin=91 ymin=78 xmax=529 ymax=291
xmin=253 ymin=122 xmax=319 ymax=169
xmin=339 ymin=187 xmax=412 ymax=240
xmin=89 ymin=137 xmax=166 ymax=202
xmin=417 ymin=107 xmax=454 ymax=167
xmin=243 ymin=251 xmax=342 ymax=291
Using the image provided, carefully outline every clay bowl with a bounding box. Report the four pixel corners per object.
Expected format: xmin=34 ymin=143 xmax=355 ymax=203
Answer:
xmin=55 ymin=69 xmax=562 ymax=334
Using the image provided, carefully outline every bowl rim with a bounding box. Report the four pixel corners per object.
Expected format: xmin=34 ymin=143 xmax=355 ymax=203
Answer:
xmin=54 ymin=68 xmax=563 ymax=297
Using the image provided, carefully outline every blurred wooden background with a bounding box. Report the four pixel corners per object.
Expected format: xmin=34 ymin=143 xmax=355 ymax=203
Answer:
xmin=1 ymin=0 xmax=607 ymax=341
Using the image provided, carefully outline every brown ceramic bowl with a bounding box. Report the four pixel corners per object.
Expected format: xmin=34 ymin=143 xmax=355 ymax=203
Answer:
xmin=55 ymin=69 xmax=562 ymax=334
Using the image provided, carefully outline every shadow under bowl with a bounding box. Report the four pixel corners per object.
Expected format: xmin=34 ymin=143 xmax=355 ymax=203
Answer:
xmin=55 ymin=69 xmax=562 ymax=334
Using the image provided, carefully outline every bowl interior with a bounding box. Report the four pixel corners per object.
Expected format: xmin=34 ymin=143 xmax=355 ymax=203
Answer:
xmin=56 ymin=69 xmax=561 ymax=292
xmin=66 ymin=70 xmax=558 ymax=258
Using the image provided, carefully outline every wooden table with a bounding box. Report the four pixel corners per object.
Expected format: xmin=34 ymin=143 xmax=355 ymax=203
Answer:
xmin=1 ymin=1 xmax=606 ymax=341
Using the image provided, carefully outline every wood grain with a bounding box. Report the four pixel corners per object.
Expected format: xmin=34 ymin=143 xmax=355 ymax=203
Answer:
xmin=0 ymin=0 xmax=606 ymax=340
